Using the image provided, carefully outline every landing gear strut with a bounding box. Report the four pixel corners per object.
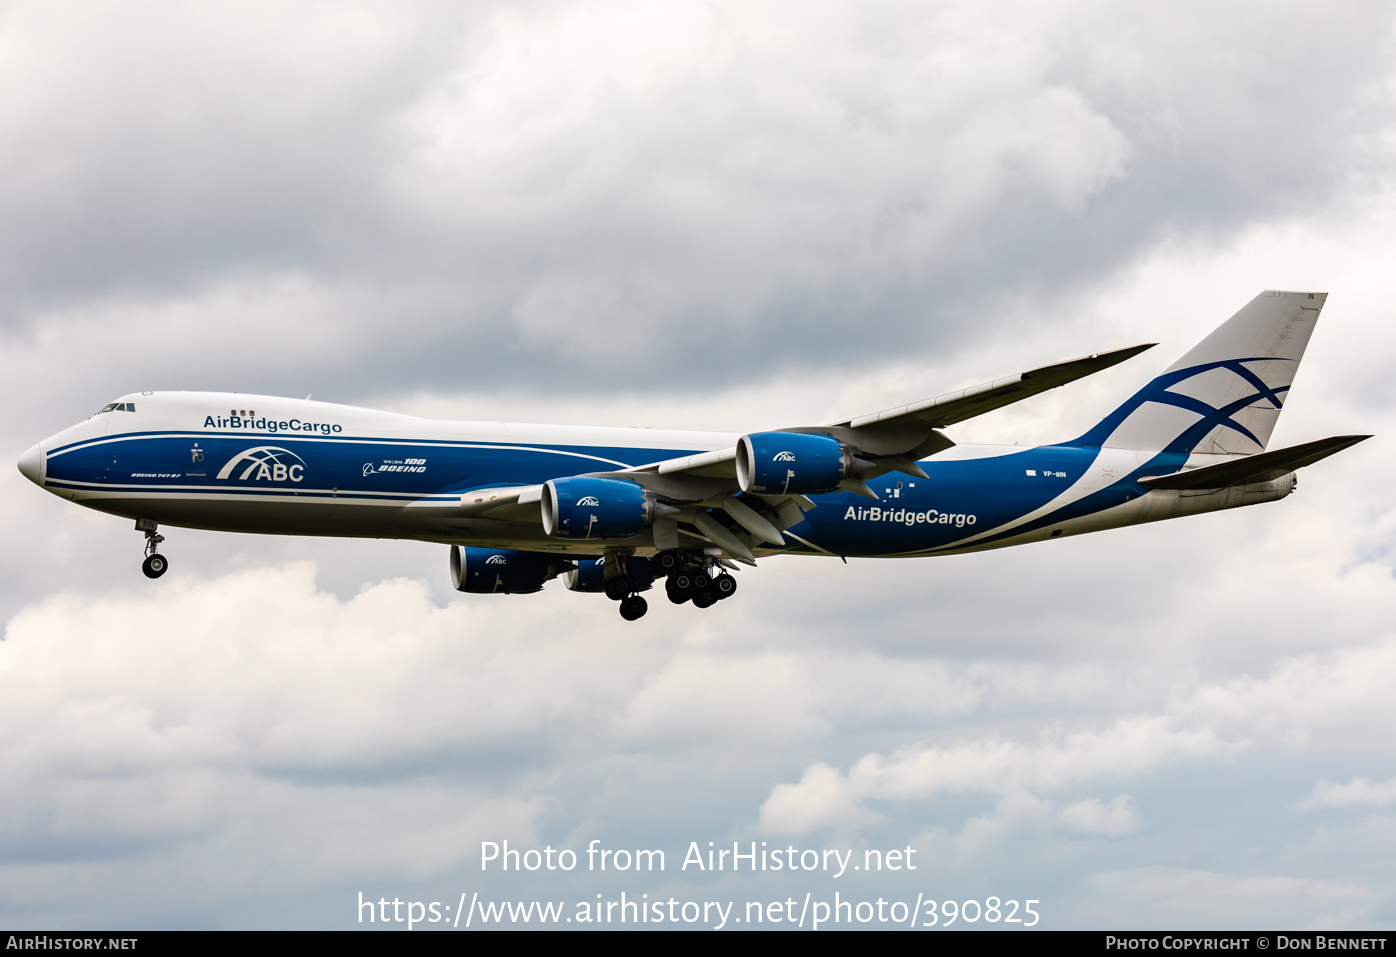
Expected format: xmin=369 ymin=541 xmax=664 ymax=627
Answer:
xmin=137 ymin=518 xmax=167 ymax=579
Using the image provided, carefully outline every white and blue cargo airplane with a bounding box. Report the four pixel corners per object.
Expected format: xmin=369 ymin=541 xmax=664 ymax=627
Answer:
xmin=16 ymin=291 xmax=1368 ymax=620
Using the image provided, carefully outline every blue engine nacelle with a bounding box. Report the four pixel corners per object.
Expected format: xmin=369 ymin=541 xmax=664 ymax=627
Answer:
xmin=450 ymin=546 xmax=566 ymax=594
xmin=565 ymin=555 xmax=655 ymax=592
xmin=737 ymin=431 xmax=853 ymax=495
xmin=542 ymin=477 xmax=665 ymax=540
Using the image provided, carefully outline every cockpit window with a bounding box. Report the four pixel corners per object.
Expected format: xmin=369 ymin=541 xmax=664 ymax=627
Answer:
xmin=95 ymin=402 xmax=136 ymax=414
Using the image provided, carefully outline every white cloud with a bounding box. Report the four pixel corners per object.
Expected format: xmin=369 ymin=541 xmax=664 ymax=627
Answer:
xmin=1059 ymin=795 xmax=1139 ymax=836
xmin=760 ymin=636 xmax=1396 ymax=835
xmin=614 ymin=652 xmax=827 ymax=745
xmin=758 ymin=717 xmax=1229 ymax=834
xmin=760 ymin=763 xmax=884 ymax=836
xmin=1303 ymin=777 xmax=1396 ymax=810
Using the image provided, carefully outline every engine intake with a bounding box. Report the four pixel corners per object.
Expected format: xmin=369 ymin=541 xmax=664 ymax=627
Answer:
xmin=737 ymin=431 xmax=853 ymax=495
xmin=542 ymin=477 xmax=666 ymax=540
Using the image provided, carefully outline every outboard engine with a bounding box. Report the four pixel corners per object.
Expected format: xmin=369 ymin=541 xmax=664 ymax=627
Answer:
xmin=541 ymin=477 xmax=672 ymax=540
xmin=736 ymin=431 xmax=855 ymax=495
xmin=450 ymin=546 xmax=570 ymax=594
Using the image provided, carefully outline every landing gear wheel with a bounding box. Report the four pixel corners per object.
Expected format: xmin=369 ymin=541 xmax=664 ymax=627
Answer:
xmin=692 ymin=593 xmax=716 ymax=609
xmin=666 ymin=579 xmax=690 ymax=604
xmin=713 ymin=574 xmax=737 ymax=599
xmin=142 ymin=554 xmax=168 ymax=579
xmin=138 ymin=521 xmax=167 ymax=579
xmin=603 ymin=577 xmax=632 ymax=601
xmin=670 ymin=573 xmax=692 ymax=592
xmin=619 ymin=595 xmax=648 ymax=620
xmin=692 ymin=571 xmax=711 ymax=590
xmin=656 ymin=552 xmax=681 ymax=574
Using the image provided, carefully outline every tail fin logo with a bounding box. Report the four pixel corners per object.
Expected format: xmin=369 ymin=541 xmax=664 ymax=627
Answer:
xmin=1073 ymin=291 xmax=1321 ymax=455
xmin=1077 ymin=358 xmax=1294 ymax=454
xmin=216 ymin=446 xmax=307 ymax=482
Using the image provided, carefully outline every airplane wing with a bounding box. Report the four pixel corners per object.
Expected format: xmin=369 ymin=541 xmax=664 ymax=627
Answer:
xmin=831 ymin=343 xmax=1156 ymax=431
xmin=448 ymin=342 xmax=1158 ymax=561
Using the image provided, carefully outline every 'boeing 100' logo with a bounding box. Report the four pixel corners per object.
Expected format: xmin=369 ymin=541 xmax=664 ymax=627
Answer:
xmin=216 ymin=447 xmax=306 ymax=482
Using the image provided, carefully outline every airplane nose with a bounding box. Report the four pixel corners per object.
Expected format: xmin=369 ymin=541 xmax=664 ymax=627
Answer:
xmin=17 ymin=443 xmax=44 ymax=486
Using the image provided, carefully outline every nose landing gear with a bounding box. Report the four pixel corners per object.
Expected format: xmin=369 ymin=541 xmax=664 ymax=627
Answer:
xmin=137 ymin=518 xmax=168 ymax=579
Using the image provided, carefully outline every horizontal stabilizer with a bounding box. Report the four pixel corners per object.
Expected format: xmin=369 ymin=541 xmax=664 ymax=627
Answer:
xmin=1138 ymin=435 xmax=1370 ymax=490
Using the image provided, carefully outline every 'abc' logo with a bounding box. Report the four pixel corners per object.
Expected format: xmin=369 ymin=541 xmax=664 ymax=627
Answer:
xmin=216 ymin=447 xmax=307 ymax=482
xmin=575 ymin=495 xmax=601 ymax=506
xmin=484 ymin=555 xmax=507 ymax=565
xmin=772 ymin=451 xmax=797 ymax=462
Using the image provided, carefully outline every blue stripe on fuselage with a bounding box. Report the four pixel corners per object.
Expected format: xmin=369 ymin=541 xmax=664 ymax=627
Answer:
xmin=47 ymin=432 xmax=1156 ymax=557
xmin=44 ymin=431 xmax=701 ymax=499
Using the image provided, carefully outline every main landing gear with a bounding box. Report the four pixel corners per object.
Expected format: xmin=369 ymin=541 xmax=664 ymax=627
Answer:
xmin=137 ymin=518 xmax=168 ymax=579
xmin=661 ymin=553 xmax=737 ymax=609
xmin=601 ymin=554 xmax=651 ymax=621
xmin=601 ymin=551 xmax=739 ymax=621
xmin=619 ymin=595 xmax=648 ymax=621
xmin=604 ymin=575 xmax=649 ymax=620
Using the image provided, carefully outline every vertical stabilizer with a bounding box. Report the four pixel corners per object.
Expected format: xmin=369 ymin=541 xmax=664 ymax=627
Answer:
xmin=1073 ymin=291 xmax=1325 ymax=454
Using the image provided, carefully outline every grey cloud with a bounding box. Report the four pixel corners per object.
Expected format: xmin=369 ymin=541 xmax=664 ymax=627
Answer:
xmin=1 ymin=1 xmax=1392 ymax=402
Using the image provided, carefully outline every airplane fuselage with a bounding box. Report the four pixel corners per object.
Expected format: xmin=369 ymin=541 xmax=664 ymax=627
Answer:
xmin=23 ymin=391 xmax=1292 ymax=560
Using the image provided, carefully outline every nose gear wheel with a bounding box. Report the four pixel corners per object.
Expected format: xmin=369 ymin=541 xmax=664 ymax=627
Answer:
xmin=142 ymin=554 xmax=168 ymax=579
xmin=139 ymin=522 xmax=167 ymax=579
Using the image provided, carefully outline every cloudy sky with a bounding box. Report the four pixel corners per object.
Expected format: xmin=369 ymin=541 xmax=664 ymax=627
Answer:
xmin=2 ymin=0 xmax=1395 ymax=930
